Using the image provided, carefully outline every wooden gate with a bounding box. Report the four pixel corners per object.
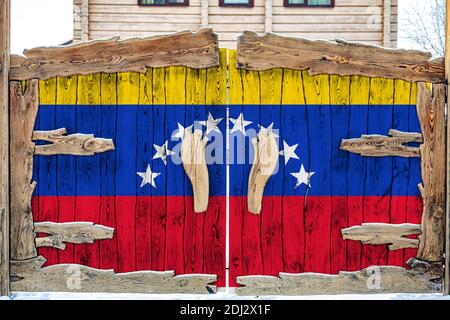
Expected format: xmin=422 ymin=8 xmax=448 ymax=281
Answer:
xmin=3 ymin=29 xmax=447 ymax=295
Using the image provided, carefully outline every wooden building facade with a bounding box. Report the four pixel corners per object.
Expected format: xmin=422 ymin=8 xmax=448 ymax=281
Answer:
xmin=73 ymin=0 xmax=398 ymax=48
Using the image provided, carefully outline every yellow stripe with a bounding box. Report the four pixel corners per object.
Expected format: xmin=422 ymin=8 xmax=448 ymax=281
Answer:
xmin=330 ymin=75 xmax=350 ymax=105
xmin=39 ymin=78 xmax=57 ymax=105
xmin=101 ymin=73 xmax=118 ymax=105
xmin=206 ymin=48 xmax=227 ymax=105
xmin=56 ymin=76 xmax=78 ymax=105
xmin=281 ymin=69 xmax=305 ymax=104
xmin=165 ymin=66 xmax=186 ymax=104
xmin=302 ymin=72 xmax=330 ymax=105
xmin=77 ymin=74 xmax=101 ymax=105
xmin=228 ymin=50 xmax=243 ymax=105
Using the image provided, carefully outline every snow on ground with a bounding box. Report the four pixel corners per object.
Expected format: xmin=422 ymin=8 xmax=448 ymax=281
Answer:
xmin=4 ymin=288 xmax=450 ymax=300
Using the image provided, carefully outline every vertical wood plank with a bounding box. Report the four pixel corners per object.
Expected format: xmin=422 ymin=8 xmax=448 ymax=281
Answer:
xmin=151 ymin=67 xmax=166 ymax=271
xmin=99 ymin=72 xmax=118 ymax=270
xmin=76 ymin=74 xmax=101 ymax=268
xmin=136 ymin=69 xmax=153 ymax=271
xmin=346 ymin=76 xmax=370 ymax=271
xmin=55 ymin=76 xmax=77 ymax=264
xmin=281 ymin=69 xmax=306 ymax=274
xmin=329 ymin=75 xmax=350 ymax=274
xmin=302 ymin=72 xmax=331 ymax=274
xmin=164 ymin=66 xmax=186 ymax=275
xmin=445 ymin=0 xmax=450 ymax=296
xmin=0 ymin=0 xmax=10 ymax=296
xmin=259 ymin=68 xmax=283 ymax=276
xmin=116 ymin=72 xmax=139 ymax=272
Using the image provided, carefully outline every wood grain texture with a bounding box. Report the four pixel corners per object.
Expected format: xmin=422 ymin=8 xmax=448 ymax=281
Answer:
xmin=236 ymin=267 xmax=441 ymax=296
xmin=416 ymin=83 xmax=446 ymax=262
xmin=181 ymin=129 xmax=209 ymax=213
xmin=236 ymin=31 xmax=444 ymax=83
xmin=342 ymin=223 xmax=421 ymax=250
xmin=446 ymin=0 xmax=450 ymax=296
xmin=10 ymin=28 xmax=219 ymax=80
xmin=34 ymin=222 xmax=114 ymax=250
xmin=33 ymin=128 xmax=115 ymax=156
xmin=9 ymin=80 xmax=38 ymax=260
xmin=10 ymin=256 xmax=217 ymax=294
xmin=340 ymin=129 xmax=422 ymax=158
xmin=0 ymin=0 xmax=10 ymax=296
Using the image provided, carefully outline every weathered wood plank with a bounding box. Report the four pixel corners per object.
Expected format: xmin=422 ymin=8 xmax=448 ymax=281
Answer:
xmin=342 ymin=223 xmax=421 ymax=250
xmin=10 ymin=28 xmax=219 ymax=80
xmin=0 ymin=0 xmax=10 ymax=296
xmin=9 ymin=80 xmax=38 ymax=260
xmin=10 ymin=256 xmax=217 ymax=294
xmin=340 ymin=129 xmax=422 ymax=158
xmin=34 ymin=222 xmax=114 ymax=250
xmin=33 ymin=128 xmax=115 ymax=156
xmin=237 ymin=31 xmax=445 ymax=83
xmin=416 ymin=83 xmax=446 ymax=262
xmin=236 ymin=267 xmax=441 ymax=295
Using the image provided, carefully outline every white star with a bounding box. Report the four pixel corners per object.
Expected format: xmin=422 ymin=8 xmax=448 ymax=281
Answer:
xmin=172 ymin=122 xmax=193 ymax=140
xmin=230 ymin=113 xmax=252 ymax=134
xmin=279 ymin=141 xmax=299 ymax=165
xmin=137 ymin=165 xmax=161 ymax=188
xmin=258 ymin=123 xmax=279 ymax=138
xmin=290 ymin=164 xmax=315 ymax=188
xmin=152 ymin=140 xmax=175 ymax=165
xmin=199 ymin=112 xmax=223 ymax=135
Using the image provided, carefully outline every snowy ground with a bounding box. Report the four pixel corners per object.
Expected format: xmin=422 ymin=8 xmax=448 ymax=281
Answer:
xmin=3 ymin=288 xmax=450 ymax=300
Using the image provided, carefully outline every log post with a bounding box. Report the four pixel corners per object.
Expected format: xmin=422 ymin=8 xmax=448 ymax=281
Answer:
xmin=0 ymin=0 xmax=10 ymax=297
xmin=445 ymin=0 xmax=450 ymax=296
xmin=9 ymin=80 xmax=39 ymax=261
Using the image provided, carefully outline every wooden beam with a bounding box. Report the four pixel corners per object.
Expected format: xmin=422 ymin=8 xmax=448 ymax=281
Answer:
xmin=444 ymin=0 xmax=450 ymax=296
xmin=181 ymin=129 xmax=209 ymax=213
xmin=416 ymin=83 xmax=446 ymax=262
xmin=10 ymin=256 xmax=217 ymax=294
xmin=247 ymin=130 xmax=278 ymax=214
xmin=80 ymin=0 xmax=89 ymax=41
xmin=10 ymin=28 xmax=219 ymax=80
xmin=383 ymin=0 xmax=392 ymax=48
xmin=236 ymin=267 xmax=441 ymax=296
xmin=341 ymin=223 xmax=421 ymax=250
xmin=237 ymin=31 xmax=445 ymax=83
xmin=340 ymin=129 xmax=422 ymax=158
xmin=9 ymin=80 xmax=38 ymax=261
xmin=33 ymin=128 xmax=115 ymax=156
xmin=0 ymin=0 xmax=10 ymax=297
xmin=34 ymin=222 xmax=114 ymax=250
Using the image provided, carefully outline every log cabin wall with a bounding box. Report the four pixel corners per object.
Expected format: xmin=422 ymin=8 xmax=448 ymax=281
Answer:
xmin=73 ymin=0 xmax=398 ymax=49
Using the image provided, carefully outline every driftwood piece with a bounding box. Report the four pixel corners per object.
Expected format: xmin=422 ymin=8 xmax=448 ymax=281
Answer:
xmin=237 ymin=31 xmax=445 ymax=83
xmin=10 ymin=29 xmax=219 ymax=80
xmin=236 ymin=267 xmax=441 ymax=296
xmin=407 ymin=258 xmax=444 ymax=281
xmin=34 ymin=222 xmax=114 ymax=250
xmin=9 ymin=80 xmax=38 ymax=260
xmin=181 ymin=129 xmax=209 ymax=213
xmin=33 ymin=128 xmax=115 ymax=156
xmin=0 ymin=0 xmax=10 ymax=296
xmin=248 ymin=131 xmax=279 ymax=214
xmin=341 ymin=223 xmax=421 ymax=250
xmin=416 ymin=83 xmax=446 ymax=262
xmin=10 ymin=256 xmax=217 ymax=294
xmin=340 ymin=129 xmax=422 ymax=158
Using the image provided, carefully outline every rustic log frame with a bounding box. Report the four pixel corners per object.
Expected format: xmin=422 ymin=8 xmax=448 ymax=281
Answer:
xmin=9 ymin=28 xmax=219 ymax=81
xmin=34 ymin=222 xmax=114 ymax=250
xmin=10 ymin=256 xmax=217 ymax=294
xmin=0 ymin=0 xmax=10 ymax=296
xmin=341 ymin=223 xmax=421 ymax=250
xmin=236 ymin=31 xmax=445 ymax=83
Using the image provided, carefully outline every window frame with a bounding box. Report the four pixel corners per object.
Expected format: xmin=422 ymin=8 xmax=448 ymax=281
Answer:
xmin=137 ymin=0 xmax=190 ymax=7
xmin=219 ymin=0 xmax=254 ymax=8
xmin=283 ymin=0 xmax=335 ymax=8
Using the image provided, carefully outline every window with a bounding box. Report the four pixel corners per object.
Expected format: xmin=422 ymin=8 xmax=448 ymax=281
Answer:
xmin=284 ymin=0 xmax=334 ymax=7
xmin=219 ymin=0 xmax=254 ymax=8
xmin=138 ymin=0 xmax=189 ymax=6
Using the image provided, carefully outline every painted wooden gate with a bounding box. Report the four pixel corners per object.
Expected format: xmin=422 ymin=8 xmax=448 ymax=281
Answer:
xmin=7 ymin=29 xmax=446 ymax=295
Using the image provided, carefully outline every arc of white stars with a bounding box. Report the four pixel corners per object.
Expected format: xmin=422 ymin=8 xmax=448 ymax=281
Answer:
xmin=172 ymin=122 xmax=193 ymax=140
xmin=279 ymin=140 xmax=299 ymax=165
xmin=152 ymin=140 xmax=175 ymax=165
xmin=230 ymin=113 xmax=252 ymax=135
xmin=290 ymin=164 xmax=315 ymax=188
xmin=137 ymin=164 xmax=161 ymax=188
xmin=199 ymin=112 xmax=223 ymax=135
